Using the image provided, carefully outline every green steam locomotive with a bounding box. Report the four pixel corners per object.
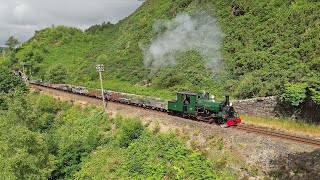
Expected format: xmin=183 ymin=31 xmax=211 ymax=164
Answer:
xmin=168 ymin=91 xmax=241 ymax=126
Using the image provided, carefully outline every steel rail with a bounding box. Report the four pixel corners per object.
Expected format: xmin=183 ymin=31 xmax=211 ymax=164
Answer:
xmin=235 ymin=125 xmax=320 ymax=148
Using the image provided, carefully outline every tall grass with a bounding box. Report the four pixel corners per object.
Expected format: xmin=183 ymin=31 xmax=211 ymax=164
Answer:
xmin=241 ymin=115 xmax=320 ymax=137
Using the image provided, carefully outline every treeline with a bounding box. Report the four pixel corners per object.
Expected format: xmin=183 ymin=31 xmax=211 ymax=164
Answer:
xmin=5 ymin=0 xmax=320 ymax=107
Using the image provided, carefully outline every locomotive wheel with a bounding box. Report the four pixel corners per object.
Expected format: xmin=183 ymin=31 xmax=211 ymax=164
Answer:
xmin=208 ymin=118 xmax=214 ymax=124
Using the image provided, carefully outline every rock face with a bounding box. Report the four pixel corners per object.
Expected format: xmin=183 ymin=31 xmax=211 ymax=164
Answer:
xmin=233 ymin=96 xmax=320 ymax=123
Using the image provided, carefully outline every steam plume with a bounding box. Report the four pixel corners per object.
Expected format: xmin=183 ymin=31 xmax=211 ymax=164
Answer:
xmin=141 ymin=10 xmax=225 ymax=77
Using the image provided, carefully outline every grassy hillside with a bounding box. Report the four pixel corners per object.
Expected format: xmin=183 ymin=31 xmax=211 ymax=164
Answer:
xmin=10 ymin=0 xmax=320 ymax=105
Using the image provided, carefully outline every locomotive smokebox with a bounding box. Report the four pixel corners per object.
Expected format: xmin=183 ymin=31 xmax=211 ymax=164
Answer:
xmin=225 ymin=95 xmax=230 ymax=106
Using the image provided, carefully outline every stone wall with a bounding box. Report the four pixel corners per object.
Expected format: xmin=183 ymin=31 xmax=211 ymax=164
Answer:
xmin=232 ymin=96 xmax=278 ymax=118
xmin=232 ymin=96 xmax=320 ymax=123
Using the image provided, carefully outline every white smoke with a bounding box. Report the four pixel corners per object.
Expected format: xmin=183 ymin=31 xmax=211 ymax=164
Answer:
xmin=141 ymin=10 xmax=225 ymax=77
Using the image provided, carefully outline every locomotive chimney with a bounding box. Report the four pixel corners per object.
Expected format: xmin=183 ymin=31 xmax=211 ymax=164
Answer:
xmin=225 ymin=95 xmax=230 ymax=106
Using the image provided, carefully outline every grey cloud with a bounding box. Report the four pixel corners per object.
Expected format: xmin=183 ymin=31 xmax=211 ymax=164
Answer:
xmin=0 ymin=0 xmax=143 ymax=45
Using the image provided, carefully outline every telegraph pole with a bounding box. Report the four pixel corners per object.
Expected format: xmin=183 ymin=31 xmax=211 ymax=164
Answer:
xmin=20 ymin=61 xmax=27 ymax=76
xmin=96 ymin=64 xmax=106 ymax=110
xmin=20 ymin=61 xmax=28 ymax=83
xmin=2 ymin=49 xmax=5 ymax=57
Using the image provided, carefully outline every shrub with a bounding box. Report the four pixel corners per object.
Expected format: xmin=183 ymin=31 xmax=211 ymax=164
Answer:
xmin=281 ymin=83 xmax=308 ymax=106
xmin=120 ymin=133 xmax=217 ymax=179
xmin=117 ymin=119 xmax=145 ymax=147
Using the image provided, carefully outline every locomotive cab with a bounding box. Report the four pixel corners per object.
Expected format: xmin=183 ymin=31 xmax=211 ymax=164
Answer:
xmin=168 ymin=91 xmax=197 ymax=116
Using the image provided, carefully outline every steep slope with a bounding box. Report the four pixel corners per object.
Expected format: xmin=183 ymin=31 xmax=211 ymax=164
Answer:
xmin=212 ymin=0 xmax=320 ymax=105
xmin=13 ymin=0 xmax=320 ymax=105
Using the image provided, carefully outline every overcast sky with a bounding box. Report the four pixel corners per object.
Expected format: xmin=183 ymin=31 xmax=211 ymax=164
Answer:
xmin=0 ymin=0 xmax=143 ymax=46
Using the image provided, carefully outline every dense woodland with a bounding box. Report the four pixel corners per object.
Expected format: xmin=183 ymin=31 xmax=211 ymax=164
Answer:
xmin=1 ymin=0 xmax=319 ymax=106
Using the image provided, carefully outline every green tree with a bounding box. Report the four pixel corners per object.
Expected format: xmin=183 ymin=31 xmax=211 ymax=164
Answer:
xmin=97 ymin=54 xmax=108 ymax=63
xmin=281 ymin=83 xmax=308 ymax=106
xmin=0 ymin=93 xmax=54 ymax=179
xmin=0 ymin=67 xmax=27 ymax=110
xmin=49 ymin=107 xmax=109 ymax=179
xmin=0 ymin=68 xmax=26 ymax=93
xmin=45 ymin=63 xmax=68 ymax=83
xmin=5 ymin=36 xmax=19 ymax=50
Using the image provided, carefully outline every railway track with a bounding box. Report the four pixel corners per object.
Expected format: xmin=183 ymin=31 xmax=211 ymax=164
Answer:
xmin=234 ymin=125 xmax=320 ymax=148
xmin=31 ymin=84 xmax=320 ymax=148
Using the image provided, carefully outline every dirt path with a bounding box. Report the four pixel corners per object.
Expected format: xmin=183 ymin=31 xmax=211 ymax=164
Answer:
xmin=31 ymin=85 xmax=320 ymax=179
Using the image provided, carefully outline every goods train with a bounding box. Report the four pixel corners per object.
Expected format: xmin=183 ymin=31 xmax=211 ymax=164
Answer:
xmin=30 ymin=80 xmax=241 ymax=127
